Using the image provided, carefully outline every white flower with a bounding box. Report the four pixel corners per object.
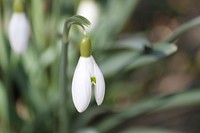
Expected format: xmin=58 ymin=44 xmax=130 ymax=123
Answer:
xmin=77 ymin=0 xmax=100 ymax=31
xmin=72 ymin=56 xmax=105 ymax=113
xmin=8 ymin=12 xmax=30 ymax=54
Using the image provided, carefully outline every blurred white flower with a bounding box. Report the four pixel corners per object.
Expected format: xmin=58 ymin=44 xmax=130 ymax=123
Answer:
xmin=8 ymin=12 xmax=30 ymax=54
xmin=77 ymin=0 xmax=100 ymax=31
xmin=72 ymin=56 xmax=105 ymax=113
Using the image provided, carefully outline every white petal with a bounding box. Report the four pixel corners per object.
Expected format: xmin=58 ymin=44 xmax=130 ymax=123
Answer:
xmin=91 ymin=56 xmax=105 ymax=105
xmin=72 ymin=57 xmax=92 ymax=112
xmin=84 ymin=56 xmax=94 ymax=77
xmin=8 ymin=12 xmax=30 ymax=54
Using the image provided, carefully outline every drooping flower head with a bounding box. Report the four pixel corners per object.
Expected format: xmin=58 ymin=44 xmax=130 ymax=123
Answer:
xmin=72 ymin=35 xmax=105 ymax=113
xmin=8 ymin=0 xmax=30 ymax=54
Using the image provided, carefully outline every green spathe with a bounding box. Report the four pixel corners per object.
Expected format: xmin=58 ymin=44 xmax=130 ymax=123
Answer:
xmin=80 ymin=35 xmax=92 ymax=57
xmin=13 ymin=0 xmax=24 ymax=12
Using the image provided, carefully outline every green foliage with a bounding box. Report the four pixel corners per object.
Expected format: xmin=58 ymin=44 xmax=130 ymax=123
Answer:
xmin=101 ymin=35 xmax=177 ymax=77
xmin=119 ymin=128 xmax=182 ymax=133
xmin=1 ymin=0 xmax=200 ymax=133
xmin=95 ymin=89 xmax=200 ymax=132
xmin=0 ymin=82 xmax=9 ymax=132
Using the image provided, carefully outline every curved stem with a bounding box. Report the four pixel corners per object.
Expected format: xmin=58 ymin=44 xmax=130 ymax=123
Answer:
xmin=58 ymin=15 xmax=90 ymax=133
xmin=163 ymin=16 xmax=200 ymax=43
xmin=59 ymin=26 xmax=69 ymax=133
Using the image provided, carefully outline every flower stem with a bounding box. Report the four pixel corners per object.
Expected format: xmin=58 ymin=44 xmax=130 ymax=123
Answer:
xmin=163 ymin=16 xmax=200 ymax=43
xmin=58 ymin=15 xmax=91 ymax=133
xmin=59 ymin=25 xmax=69 ymax=133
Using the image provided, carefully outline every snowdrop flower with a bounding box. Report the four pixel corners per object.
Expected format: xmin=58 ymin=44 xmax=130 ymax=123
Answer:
xmin=72 ymin=35 xmax=105 ymax=113
xmin=8 ymin=0 xmax=30 ymax=54
xmin=77 ymin=0 xmax=100 ymax=31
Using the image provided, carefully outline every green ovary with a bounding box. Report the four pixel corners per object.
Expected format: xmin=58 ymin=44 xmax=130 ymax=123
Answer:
xmin=13 ymin=0 xmax=24 ymax=12
xmin=80 ymin=35 xmax=92 ymax=57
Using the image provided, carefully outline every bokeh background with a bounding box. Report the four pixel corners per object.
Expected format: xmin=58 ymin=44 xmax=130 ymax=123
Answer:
xmin=1 ymin=0 xmax=200 ymax=133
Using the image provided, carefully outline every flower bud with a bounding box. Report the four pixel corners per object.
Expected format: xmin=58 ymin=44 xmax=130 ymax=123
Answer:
xmin=8 ymin=12 xmax=30 ymax=54
xmin=77 ymin=0 xmax=100 ymax=31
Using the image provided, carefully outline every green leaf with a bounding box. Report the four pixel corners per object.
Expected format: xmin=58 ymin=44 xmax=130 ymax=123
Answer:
xmin=76 ymin=128 xmax=98 ymax=133
xmin=0 ymin=32 xmax=8 ymax=71
xmin=39 ymin=44 xmax=59 ymax=68
xmin=115 ymin=33 xmax=151 ymax=51
xmin=93 ymin=0 xmax=139 ymax=50
xmin=125 ymin=43 xmax=177 ymax=71
xmin=31 ymin=0 xmax=45 ymax=50
xmin=100 ymin=43 xmax=177 ymax=77
xmin=163 ymin=16 xmax=200 ymax=43
xmin=95 ymin=96 xmax=162 ymax=132
xmin=96 ymin=89 xmax=200 ymax=132
xmin=0 ymin=82 xmax=9 ymax=128
xmin=154 ymin=89 xmax=200 ymax=111
xmin=100 ymin=50 xmax=139 ymax=77
xmin=119 ymin=128 xmax=182 ymax=133
xmin=72 ymin=108 xmax=106 ymax=130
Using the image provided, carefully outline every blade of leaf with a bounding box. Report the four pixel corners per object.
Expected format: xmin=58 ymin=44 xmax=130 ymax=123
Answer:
xmin=93 ymin=0 xmax=139 ymax=50
xmin=95 ymin=89 xmax=200 ymax=132
xmin=0 ymin=31 xmax=8 ymax=71
xmin=31 ymin=0 xmax=45 ymax=50
xmin=125 ymin=43 xmax=177 ymax=71
xmin=154 ymin=89 xmax=200 ymax=111
xmin=116 ymin=33 xmax=151 ymax=51
xmin=119 ymin=128 xmax=183 ymax=133
xmin=0 ymin=82 xmax=9 ymax=132
xmin=100 ymin=51 xmax=139 ymax=77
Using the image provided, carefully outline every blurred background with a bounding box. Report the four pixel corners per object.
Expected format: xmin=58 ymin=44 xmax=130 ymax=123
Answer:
xmin=1 ymin=0 xmax=200 ymax=133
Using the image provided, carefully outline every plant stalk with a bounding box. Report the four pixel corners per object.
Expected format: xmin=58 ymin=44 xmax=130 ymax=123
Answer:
xmin=58 ymin=15 xmax=90 ymax=133
xmin=59 ymin=25 xmax=69 ymax=133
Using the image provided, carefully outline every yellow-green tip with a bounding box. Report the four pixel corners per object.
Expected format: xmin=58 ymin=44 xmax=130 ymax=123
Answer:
xmin=13 ymin=0 xmax=24 ymax=12
xmin=80 ymin=35 xmax=92 ymax=57
xmin=91 ymin=77 xmax=96 ymax=84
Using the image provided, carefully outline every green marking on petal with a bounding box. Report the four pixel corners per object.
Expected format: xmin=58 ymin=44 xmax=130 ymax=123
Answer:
xmin=91 ymin=76 xmax=96 ymax=84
